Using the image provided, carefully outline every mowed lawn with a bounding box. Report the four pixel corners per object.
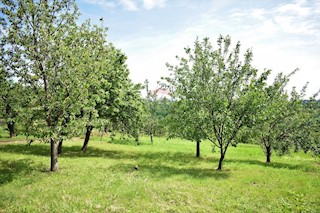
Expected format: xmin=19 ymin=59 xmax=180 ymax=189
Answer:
xmin=0 ymin=135 xmax=319 ymax=212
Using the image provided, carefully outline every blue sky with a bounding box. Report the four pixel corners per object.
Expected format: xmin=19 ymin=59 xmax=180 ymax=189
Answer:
xmin=78 ymin=0 xmax=320 ymax=96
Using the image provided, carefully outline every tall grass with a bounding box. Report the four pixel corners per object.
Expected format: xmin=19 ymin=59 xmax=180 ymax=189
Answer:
xmin=0 ymin=136 xmax=319 ymax=212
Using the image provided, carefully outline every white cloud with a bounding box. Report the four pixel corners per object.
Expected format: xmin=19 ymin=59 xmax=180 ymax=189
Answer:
xmin=229 ymin=11 xmax=247 ymax=18
xmin=111 ymin=0 xmax=320 ymax=96
xmin=276 ymin=0 xmax=310 ymax=17
xmin=250 ymin=8 xmax=266 ymax=20
xmin=83 ymin=0 xmax=116 ymax=9
xmin=142 ymin=0 xmax=166 ymax=10
xmin=272 ymin=1 xmax=319 ymax=36
xmin=83 ymin=0 xmax=167 ymax=11
xmin=273 ymin=15 xmax=317 ymax=35
xmin=120 ymin=0 xmax=138 ymax=11
xmin=229 ymin=0 xmax=319 ymax=38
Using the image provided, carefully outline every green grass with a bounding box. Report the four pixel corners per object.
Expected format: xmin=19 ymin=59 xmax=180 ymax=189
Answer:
xmin=0 ymin=135 xmax=319 ymax=212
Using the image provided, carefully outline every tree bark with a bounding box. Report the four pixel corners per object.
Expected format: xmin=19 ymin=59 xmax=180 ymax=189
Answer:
xmin=58 ymin=139 xmax=63 ymax=155
xmin=50 ymin=138 xmax=59 ymax=172
xmin=217 ymin=144 xmax=225 ymax=170
xmin=196 ymin=140 xmax=200 ymax=157
xmin=217 ymin=153 xmax=224 ymax=170
xmin=82 ymin=125 xmax=93 ymax=151
xmin=7 ymin=121 xmax=16 ymax=137
xmin=266 ymin=145 xmax=272 ymax=163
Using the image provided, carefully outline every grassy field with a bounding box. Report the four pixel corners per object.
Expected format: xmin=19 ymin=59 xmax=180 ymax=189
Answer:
xmin=0 ymin=134 xmax=319 ymax=212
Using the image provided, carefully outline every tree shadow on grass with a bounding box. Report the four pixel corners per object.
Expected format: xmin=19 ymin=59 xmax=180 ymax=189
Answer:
xmin=106 ymin=138 xmax=140 ymax=146
xmin=1 ymin=143 xmax=315 ymax=172
xmin=0 ymin=143 xmax=202 ymax=164
xmin=225 ymin=159 xmax=316 ymax=172
xmin=0 ymin=143 xmax=50 ymax=156
xmin=0 ymin=159 xmax=45 ymax=185
xmin=0 ymin=143 xmax=229 ymax=180
xmin=109 ymin=163 xmax=229 ymax=180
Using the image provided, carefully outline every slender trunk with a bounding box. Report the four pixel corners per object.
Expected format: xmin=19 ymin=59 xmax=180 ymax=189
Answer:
xmin=196 ymin=140 xmax=200 ymax=158
xmin=50 ymin=138 xmax=59 ymax=172
xmin=150 ymin=132 xmax=153 ymax=143
xmin=7 ymin=121 xmax=16 ymax=137
xmin=82 ymin=125 xmax=93 ymax=151
xmin=217 ymin=153 xmax=224 ymax=170
xmin=217 ymin=145 xmax=225 ymax=170
xmin=58 ymin=139 xmax=63 ymax=155
xmin=266 ymin=145 xmax=272 ymax=163
xmin=294 ymin=141 xmax=299 ymax=153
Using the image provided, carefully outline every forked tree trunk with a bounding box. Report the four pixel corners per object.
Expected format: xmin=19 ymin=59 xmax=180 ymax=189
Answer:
xmin=266 ymin=145 xmax=272 ymax=163
xmin=50 ymin=138 xmax=59 ymax=172
xmin=196 ymin=140 xmax=200 ymax=157
xmin=58 ymin=139 xmax=63 ymax=155
xmin=7 ymin=121 xmax=16 ymax=137
xmin=82 ymin=125 xmax=93 ymax=151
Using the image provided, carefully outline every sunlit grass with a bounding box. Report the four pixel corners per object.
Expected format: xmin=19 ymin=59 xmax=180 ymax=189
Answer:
xmin=0 ymin=135 xmax=319 ymax=212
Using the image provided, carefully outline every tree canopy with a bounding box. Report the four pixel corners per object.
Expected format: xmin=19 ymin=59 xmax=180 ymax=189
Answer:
xmin=0 ymin=0 xmax=142 ymax=171
xmin=164 ymin=35 xmax=271 ymax=170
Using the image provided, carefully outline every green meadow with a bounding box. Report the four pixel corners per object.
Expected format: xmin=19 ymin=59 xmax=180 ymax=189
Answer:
xmin=0 ymin=135 xmax=319 ymax=212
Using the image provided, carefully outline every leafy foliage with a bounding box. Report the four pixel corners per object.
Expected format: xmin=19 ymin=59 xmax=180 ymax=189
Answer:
xmin=0 ymin=73 xmax=20 ymax=137
xmin=164 ymin=35 xmax=270 ymax=169
xmin=0 ymin=0 xmax=134 ymax=170
xmin=293 ymin=98 xmax=320 ymax=156
xmin=143 ymin=80 xmax=172 ymax=141
xmin=111 ymin=82 xmax=144 ymax=143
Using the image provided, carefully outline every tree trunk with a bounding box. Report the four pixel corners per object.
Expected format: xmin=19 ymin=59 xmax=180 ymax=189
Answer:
xmin=58 ymin=139 xmax=63 ymax=155
xmin=196 ymin=140 xmax=200 ymax=157
xmin=50 ymin=138 xmax=59 ymax=172
xmin=7 ymin=121 xmax=16 ymax=137
xmin=82 ymin=125 xmax=93 ymax=151
xmin=217 ymin=144 xmax=225 ymax=170
xmin=266 ymin=145 xmax=272 ymax=163
xmin=217 ymin=153 xmax=224 ymax=170
xmin=150 ymin=132 xmax=153 ymax=143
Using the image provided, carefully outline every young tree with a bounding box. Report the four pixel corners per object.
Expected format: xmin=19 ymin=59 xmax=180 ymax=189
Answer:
xmin=253 ymin=71 xmax=307 ymax=163
xmin=164 ymin=36 xmax=269 ymax=170
xmin=167 ymin=99 xmax=207 ymax=157
xmin=80 ymin=45 xmax=143 ymax=150
xmin=293 ymin=97 xmax=320 ymax=156
xmin=143 ymin=80 xmax=171 ymax=143
xmin=110 ymin=82 xmax=144 ymax=144
xmin=0 ymin=0 xmax=104 ymax=171
xmin=79 ymin=35 xmax=125 ymax=151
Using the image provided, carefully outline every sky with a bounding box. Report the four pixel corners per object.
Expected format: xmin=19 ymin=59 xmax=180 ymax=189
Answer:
xmin=77 ymin=0 xmax=320 ymax=97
